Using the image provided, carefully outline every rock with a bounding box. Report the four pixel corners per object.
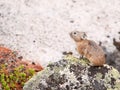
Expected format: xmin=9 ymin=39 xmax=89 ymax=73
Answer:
xmin=23 ymin=55 xmax=120 ymax=90
xmin=106 ymin=50 xmax=120 ymax=72
xmin=113 ymin=38 xmax=120 ymax=51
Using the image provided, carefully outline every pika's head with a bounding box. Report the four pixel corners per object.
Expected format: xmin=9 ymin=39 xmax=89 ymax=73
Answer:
xmin=70 ymin=31 xmax=87 ymax=42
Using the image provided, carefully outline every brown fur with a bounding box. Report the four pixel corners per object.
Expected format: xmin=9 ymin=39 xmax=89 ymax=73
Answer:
xmin=70 ymin=31 xmax=105 ymax=66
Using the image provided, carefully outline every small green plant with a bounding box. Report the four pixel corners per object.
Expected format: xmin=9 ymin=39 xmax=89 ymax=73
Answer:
xmin=0 ymin=64 xmax=35 ymax=90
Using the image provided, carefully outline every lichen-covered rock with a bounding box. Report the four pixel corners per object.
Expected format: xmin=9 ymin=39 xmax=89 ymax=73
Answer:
xmin=23 ymin=55 xmax=120 ymax=90
xmin=106 ymin=50 xmax=120 ymax=72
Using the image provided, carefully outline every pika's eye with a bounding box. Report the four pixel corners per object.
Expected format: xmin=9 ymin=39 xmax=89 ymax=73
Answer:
xmin=74 ymin=32 xmax=76 ymax=34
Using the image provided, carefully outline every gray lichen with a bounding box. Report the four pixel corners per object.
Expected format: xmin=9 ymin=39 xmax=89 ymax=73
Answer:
xmin=23 ymin=55 xmax=120 ymax=90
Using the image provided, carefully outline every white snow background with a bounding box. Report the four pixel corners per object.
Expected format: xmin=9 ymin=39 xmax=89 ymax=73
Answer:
xmin=0 ymin=0 xmax=119 ymax=67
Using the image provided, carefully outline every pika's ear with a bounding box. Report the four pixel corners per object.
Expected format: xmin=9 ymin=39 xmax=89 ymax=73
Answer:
xmin=82 ymin=32 xmax=87 ymax=39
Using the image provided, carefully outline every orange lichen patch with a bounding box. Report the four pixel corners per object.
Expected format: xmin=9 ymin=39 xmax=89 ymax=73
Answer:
xmin=0 ymin=46 xmax=12 ymax=58
xmin=0 ymin=46 xmax=43 ymax=90
xmin=0 ymin=46 xmax=11 ymax=53
xmin=16 ymin=60 xmax=43 ymax=72
xmin=0 ymin=46 xmax=43 ymax=72
xmin=27 ymin=63 xmax=43 ymax=72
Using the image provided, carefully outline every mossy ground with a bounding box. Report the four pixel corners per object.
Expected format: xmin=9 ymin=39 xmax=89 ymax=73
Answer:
xmin=0 ymin=47 xmax=43 ymax=90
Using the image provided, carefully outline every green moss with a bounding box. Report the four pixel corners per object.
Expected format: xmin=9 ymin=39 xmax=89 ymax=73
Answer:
xmin=111 ymin=68 xmax=120 ymax=89
xmin=64 ymin=55 xmax=90 ymax=66
xmin=95 ymin=73 xmax=103 ymax=81
xmin=0 ymin=64 xmax=35 ymax=90
xmin=110 ymin=67 xmax=120 ymax=79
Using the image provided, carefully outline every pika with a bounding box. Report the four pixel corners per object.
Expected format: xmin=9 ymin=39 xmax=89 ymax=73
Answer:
xmin=70 ymin=31 xmax=105 ymax=66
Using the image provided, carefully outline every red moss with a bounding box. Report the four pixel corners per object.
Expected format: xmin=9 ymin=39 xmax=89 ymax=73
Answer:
xmin=0 ymin=46 xmax=43 ymax=71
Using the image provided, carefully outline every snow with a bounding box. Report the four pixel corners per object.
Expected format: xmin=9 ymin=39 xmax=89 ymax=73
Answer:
xmin=0 ymin=0 xmax=119 ymax=67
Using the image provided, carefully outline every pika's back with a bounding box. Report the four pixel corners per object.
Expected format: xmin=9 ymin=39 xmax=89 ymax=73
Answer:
xmin=77 ymin=40 xmax=105 ymax=57
xmin=87 ymin=40 xmax=105 ymax=56
xmin=82 ymin=40 xmax=105 ymax=66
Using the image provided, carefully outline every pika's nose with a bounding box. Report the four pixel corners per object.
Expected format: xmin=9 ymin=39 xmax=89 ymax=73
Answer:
xmin=69 ymin=32 xmax=72 ymax=37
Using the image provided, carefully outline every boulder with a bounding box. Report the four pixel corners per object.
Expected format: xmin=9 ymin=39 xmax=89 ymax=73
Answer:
xmin=23 ymin=55 xmax=120 ymax=90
